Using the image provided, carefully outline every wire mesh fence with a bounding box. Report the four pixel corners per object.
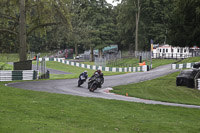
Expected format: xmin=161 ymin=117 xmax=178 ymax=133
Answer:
xmin=94 ymin=51 xmax=152 ymax=67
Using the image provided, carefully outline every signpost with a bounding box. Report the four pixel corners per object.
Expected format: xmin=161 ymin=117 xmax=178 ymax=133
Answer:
xmin=150 ymin=39 xmax=153 ymax=69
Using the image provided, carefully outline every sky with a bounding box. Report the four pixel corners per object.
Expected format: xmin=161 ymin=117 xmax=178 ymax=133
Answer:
xmin=106 ymin=0 xmax=121 ymax=6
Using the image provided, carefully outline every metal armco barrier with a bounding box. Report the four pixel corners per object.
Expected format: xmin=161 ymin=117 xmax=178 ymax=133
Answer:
xmin=0 ymin=70 xmax=38 ymax=81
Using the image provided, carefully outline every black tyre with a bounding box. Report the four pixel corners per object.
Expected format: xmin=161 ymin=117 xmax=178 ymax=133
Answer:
xmin=90 ymin=84 xmax=97 ymax=92
xmin=78 ymin=80 xmax=82 ymax=87
xmin=176 ymin=78 xmax=182 ymax=86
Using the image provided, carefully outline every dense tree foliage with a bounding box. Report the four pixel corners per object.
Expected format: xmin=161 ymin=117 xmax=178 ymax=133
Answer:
xmin=117 ymin=0 xmax=174 ymax=51
xmin=0 ymin=0 xmax=199 ymax=57
xmin=168 ymin=0 xmax=200 ymax=47
xmin=0 ymin=0 xmax=71 ymax=55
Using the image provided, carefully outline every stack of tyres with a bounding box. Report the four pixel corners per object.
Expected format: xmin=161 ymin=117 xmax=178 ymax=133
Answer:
xmin=176 ymin=69 xmax=200 ymax=88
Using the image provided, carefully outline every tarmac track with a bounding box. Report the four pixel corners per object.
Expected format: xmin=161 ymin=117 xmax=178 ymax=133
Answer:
xmin=7 ymin=64 xmax=200 ymax=109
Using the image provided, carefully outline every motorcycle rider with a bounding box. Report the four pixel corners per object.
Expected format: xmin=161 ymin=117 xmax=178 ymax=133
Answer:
xmin=78 ymin=70 xmax=88 ymax=86
xmin=94 ymin=68 xmax=102 ymax=75
xmin=79 ymin=70 xmax=88 ymax=80
xmin=88 ymin=68 xmax=104 ymax=88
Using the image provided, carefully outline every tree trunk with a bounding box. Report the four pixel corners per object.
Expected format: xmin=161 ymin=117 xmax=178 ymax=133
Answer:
xmin=75 ymin=43 xmax=78 ymax=57
xmin=19 ymin=0 xmax=27 ymax=61
xmin=135 ymin=0 xmax=140 ymax=57
xmin=90 ymin=46 xmax=94 ymax=61
xmin=135 ymin=14 xmax=138 ymax=52
xmin=98 ymin=48 xmax=103 ymax=59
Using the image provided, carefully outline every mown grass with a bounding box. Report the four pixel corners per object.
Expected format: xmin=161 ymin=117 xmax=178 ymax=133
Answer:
xmin=178 ymin=57 xmax=200 ymax=64
xmin=150 ymin=59 xmax=177 ymax=68
xmin=0 ymin=53 xmax=52 ymax=62
xmin=0 ymin=53 xmax=19 ymax=62
xmin=81 ymin=61 xmax=95 ymax=66
xmin=112 ymin=72 xmax=200 ymax=105
xmin=0 ymin=81 xmax=200 ymax=132
xmin=83 ymin=58 xmax=177 ymax=69
xmin=0 ymin=62 xmax=13 ymax=70
xmin=33 ymin=61 xmax=125 ymax=79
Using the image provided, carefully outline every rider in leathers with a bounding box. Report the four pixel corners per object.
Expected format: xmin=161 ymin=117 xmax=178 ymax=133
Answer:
xmin=88 ymin=68 xmax=104 ymax=88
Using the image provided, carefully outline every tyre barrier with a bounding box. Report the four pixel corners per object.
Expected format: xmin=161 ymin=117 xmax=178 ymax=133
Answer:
xmin=53 ymin=58 xmax=151 ymax=72
xmin=0 ymin=70 xmax=38 ymax=81
xmin=198 ymin=79 xmax=200 ymax=90
xmin=171 ymin=62 xmax=196 ymax=69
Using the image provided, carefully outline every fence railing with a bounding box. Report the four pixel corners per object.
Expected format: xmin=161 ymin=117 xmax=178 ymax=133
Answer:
xmin=95 ymin=51 xmax=152 ymax=67
xmin=152 ymin=53 xmax=193 ymax=59
xmin=95 ymin=58 xmax=107 ymax=67
xmin=107 ymin=59 xmax=136 ymax=67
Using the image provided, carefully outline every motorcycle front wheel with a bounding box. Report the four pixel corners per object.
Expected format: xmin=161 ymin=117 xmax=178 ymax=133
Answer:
xmin=89 ymin=84 xmax=98 ymax=92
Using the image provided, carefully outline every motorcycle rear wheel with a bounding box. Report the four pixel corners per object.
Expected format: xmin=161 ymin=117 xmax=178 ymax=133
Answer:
xmin=78 ymin=80 xmax=82 ymax=87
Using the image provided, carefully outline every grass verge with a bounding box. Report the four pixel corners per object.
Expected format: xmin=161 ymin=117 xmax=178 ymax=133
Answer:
xmin=0 ymin=53 xmax=19 ymax=62
xmin=0 ymin=81 xmax=200 ymax=132
xmin=178 ymin=57 xmax=200 ymax=64
xmin=0 ymin=62 xmax=13 ymax=70
xmin=33 ymin=61 xmax=125 ymax=79
xmin=0 ymin=53 xmax=52 ymax=62
xmin=83 ymin=59 xmax=177 ymax=69
xmin=151 ymin=59 xmax=177 ymax=68
xmin=112 ymin=72 xmax=200 ymax=105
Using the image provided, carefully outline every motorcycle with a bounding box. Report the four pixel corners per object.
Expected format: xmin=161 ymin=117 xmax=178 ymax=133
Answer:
xmin=78 ymin=75 xmax=86 ymax=87
xmin=88 ymin=73 xmax=104 ymax=92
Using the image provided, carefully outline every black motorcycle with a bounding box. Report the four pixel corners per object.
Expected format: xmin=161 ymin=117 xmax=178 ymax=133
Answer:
xmin=78 ymin=75 xmax=87 ymax=87
xmin=88 ymin=73 xmax=104 ymax=92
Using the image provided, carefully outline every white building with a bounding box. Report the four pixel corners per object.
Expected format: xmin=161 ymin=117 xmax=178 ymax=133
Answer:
xmin=152 ymin=44 xmax=191 ymax=59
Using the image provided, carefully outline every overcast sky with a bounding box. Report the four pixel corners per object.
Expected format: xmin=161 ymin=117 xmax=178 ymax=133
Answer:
xmin=106 ymin=0 xmax=121 ymax=6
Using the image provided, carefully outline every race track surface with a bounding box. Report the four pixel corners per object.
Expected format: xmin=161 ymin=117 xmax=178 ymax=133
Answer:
xmin=8 ymin=65 xmax=200 ymax=109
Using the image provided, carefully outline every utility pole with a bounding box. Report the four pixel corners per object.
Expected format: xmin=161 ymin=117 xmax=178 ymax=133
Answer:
xmin=19 ymin=0 xmax=27 ymax=61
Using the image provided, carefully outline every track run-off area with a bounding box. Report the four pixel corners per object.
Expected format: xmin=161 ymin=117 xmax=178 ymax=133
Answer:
xmin=8 ymin=64 xmax=200 ymax=109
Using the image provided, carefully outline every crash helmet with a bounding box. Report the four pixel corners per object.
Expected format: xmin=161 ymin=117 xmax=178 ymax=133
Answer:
xmin=84 ymin=70 xmax=87 ymax=74
xmin=97 ymin=68 xmax=101 ymax=73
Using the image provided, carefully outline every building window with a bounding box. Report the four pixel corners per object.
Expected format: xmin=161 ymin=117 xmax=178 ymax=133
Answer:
xmin=177 ymin=49 xmax=179 ymax=53
xmin=160 ymin=49 xmax=161 ymax=52
xmin=180 ymin=48 xmax=183 ymax=53
xmin=184 ymin=49 xmax=186 ymax=53
xmin=163 ymin=49 xmax=165 ymax=53
xmin=166 ymin=49 xmax=168 ymax=53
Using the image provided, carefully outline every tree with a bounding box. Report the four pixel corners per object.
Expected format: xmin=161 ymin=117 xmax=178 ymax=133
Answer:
xmin=168 ymin=0 xmax=200 ymax=47
xmin=117 ymin=0 xmax=175 ymax=52
xmin=0 ymin=0 xmax=71 ymax=61
xmin=69 ymin=0 xmax=117 ymax=60
xmin=117 ymin=0 xmax=142 ymax=53
xmin=84 ymin=0 xmax=116 ymax=58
